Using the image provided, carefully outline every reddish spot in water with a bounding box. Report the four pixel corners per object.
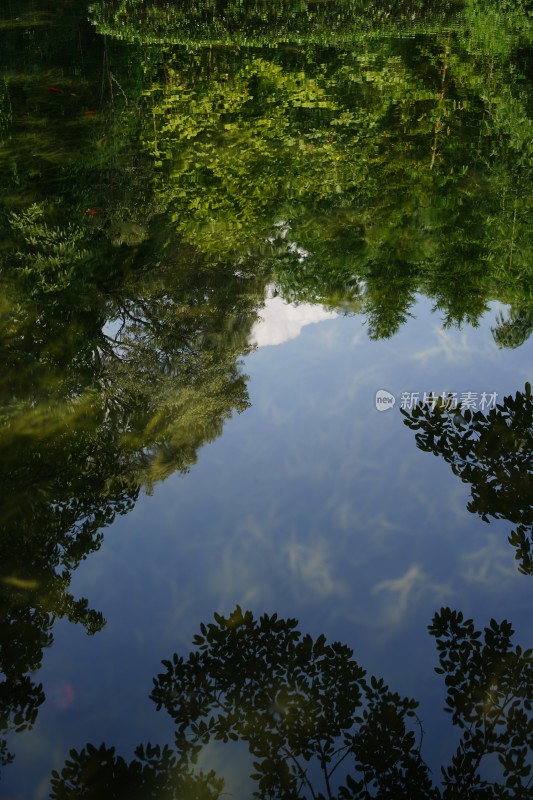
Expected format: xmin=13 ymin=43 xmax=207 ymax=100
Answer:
xmin=56 ymin=682 xmax=75 ymax=710
xmin=47 ymin=86 xmax=62 ymax=93
xmin=81 ymin=110 xmax=97 ymax=115
xmin=85 ymin=209 xmax=102 ymax=216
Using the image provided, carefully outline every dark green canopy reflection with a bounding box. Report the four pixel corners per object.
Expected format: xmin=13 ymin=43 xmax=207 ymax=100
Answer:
xmin=87 ymin=0 xmax=533 ymax=341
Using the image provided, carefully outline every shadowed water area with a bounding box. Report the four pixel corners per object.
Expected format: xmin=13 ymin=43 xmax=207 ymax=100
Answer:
xmin=1 ymin=0 xmax=533 ymax=797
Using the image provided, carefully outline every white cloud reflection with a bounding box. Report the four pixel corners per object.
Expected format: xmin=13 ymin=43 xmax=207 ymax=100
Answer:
xmin=412 ymin=326 xmax=483 ymax=365
xmin=284 ymin=538 xmax=347 ymax=602
xmin=249 ymin=288 xmax=337 ymax=348
xmin=210 ymin=513 xmax=347 ymax=612
xmin=460 ymin=533 xmax=516 ymax=587
xmin=372 ymin=564 xmax=454 ymax=629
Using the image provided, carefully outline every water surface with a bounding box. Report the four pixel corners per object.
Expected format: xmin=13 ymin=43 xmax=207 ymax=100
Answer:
xmin=1 ymin=1 xmax=532 ymax=797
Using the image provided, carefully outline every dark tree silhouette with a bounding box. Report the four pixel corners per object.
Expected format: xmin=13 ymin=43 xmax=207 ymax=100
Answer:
xmin=401 ymin=383 xmax=533 ymax=574
xmin=430 ymin=607 xmax=533 ymax=799
xmin=0 ymin=493 xmax=108 ymax=769
xmin=50 ymin=606 xmax=533 ymax=798
xmin=49 ymin=742 xmax=222 ymax=800
xmin=149 ymin=606 xmax=432 ymax=799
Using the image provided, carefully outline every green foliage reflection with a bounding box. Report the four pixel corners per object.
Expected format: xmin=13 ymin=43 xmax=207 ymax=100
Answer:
xmin=0 ymin=2 xmax=270 ymax=771
xmin=89 ymin=0 xmax=459 ymax=48
xmin=0 ymin=249 xmax=265 ymax=766
xmin=87 ymin=1 xmax=533 ymax=340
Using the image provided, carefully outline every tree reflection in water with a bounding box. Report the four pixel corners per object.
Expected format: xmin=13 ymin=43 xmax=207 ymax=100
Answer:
xmin=402 ymin=383 xmax=533 ymax=575
xmin=2 ymin=0 xmax=533 ymax=793
xmin=0 ymin=259 xmax=265 ymax=772
xmin=50 ymin=606 xmax=533 ymax=799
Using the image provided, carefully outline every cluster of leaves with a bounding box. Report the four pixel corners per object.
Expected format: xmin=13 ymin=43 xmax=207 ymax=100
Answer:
xmin=7 ymin=203 xmax=92 ymax=297
xmin=492 ymin=308 xmax=533 ymax=351
xmin=50 ymin=606 xmax=533 ymax=798
xmin=401 ymin=383 xmax=533 ymax=574
xmin=50 ymin=742 xmax=223 ymax=800
xmin=431 ymin=607 xmax=533 ymax=798
xmin=152 ymin=607 xmax=380 ymax=796
xmin=89 ymin=0 xmax=459 ymax=48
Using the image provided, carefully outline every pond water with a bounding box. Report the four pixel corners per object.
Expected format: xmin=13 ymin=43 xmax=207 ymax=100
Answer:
xmin=1 ymin=2 xmax=532 ymax=798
